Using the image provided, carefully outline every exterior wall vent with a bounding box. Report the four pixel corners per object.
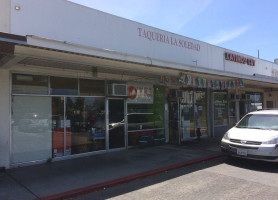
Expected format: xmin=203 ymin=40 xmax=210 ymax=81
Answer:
xmin=107 ymin=84 xmax=127 ymax=96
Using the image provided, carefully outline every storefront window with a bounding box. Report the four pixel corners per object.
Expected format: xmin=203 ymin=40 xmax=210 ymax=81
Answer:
xmin=239 ymin=93 xmax=263 ymax=119
xmin=52 ymin=97 xmax=66 ymax=157
xmin=11 ymin=96 xmax=52 ymax=164
xmin=169 ymin=100 xmax=179 ymax=143
xmin=12 ymin=74 xmax=48 ymax=94
xmin=66 ymin=97 xmax=105 ymax=154
xmin=195 ymin=90 xmax=208 ymax=136
xmin=50 ymin=76 xmax=78 ymax=95
xmin=249 ymin=93 xmax=263 ymax=111
xmin=11 ymin=73 xmax=108 ymax=164
xmin=180 ymin=90 xmax=195 ymax=140
xmin=179 ymin=89 xmax=207 ymax=141
xmin=214 ymin=92 xmax=228 ymax=126
xmin=80 ymin=79 xmax=105 ymax=96
xmin=229 ymin=101 xmax=236 ymax=128
xmin=127 ymin=85 xmax=164 ymax=146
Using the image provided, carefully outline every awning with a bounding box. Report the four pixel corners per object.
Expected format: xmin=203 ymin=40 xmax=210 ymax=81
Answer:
xmin=1 ymin=33 xmax=278 ymax=90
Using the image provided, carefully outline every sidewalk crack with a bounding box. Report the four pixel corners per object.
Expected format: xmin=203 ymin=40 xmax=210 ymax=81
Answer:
xmin=5 ymin=171 xmax=41 ymax=200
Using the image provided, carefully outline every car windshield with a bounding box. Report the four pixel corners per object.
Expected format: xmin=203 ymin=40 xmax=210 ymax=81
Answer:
xmin=236 ymin=114 xmax=278 ymax=130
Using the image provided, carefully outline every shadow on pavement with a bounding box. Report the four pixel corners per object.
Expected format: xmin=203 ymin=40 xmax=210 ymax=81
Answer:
xmin=73 ymin=157 xmax=226 ymax=200
xmin=224 ymin=156 xmax=278 ymax=173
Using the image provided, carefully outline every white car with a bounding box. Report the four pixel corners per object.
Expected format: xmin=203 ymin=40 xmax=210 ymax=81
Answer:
xmin=221 ymin=109 xmax=278 ymax=162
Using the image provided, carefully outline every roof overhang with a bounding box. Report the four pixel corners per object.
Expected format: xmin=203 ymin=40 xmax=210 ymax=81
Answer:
xmin=0 ymin=32 xmax=27 ymax=68
xmin=1 ymin=33 xmax=278 ymax=90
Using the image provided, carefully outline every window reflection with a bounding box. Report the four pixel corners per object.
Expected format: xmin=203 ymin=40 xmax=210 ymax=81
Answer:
xmin=127 ymin=85 xmax=165 ymax=146
xmin=179 ymin=89 xmax=208 ymax=140
xmin=249 ymin=93 xmax=263 ymax=111
xmin=195 ymin=90 xmax=208 ymax=136
xmin=52 ymin=97 xmax=67 ymax=157
xmin=12 ymin=74 xmax=48 ymax=94
xmin=214 ymin=92 xmax=228 ymax=126
xmin=11 ymin=96 xmax=52 ymax=164
xmin=79 ymin=79 xmax=105 ymax=96
xmin=66 ymin=97 xmax=105 ymax=154
xmin=50 ymin=77 xmax=78 ymax=95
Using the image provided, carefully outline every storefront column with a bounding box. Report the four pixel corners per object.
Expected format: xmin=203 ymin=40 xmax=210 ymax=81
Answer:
xmin=206 ymin=88 xmax=211 ymax=137
xmin=0 ymin=69 xmax=10 ymax=169
xmin=235 ymin=100 xmax=240 ymax=122
xmin=164 ymin=100 xmax=169 ymax=143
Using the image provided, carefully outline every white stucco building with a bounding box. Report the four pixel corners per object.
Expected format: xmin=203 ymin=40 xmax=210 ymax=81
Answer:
xmin=1 ymin=0 xmax=278 ymax=169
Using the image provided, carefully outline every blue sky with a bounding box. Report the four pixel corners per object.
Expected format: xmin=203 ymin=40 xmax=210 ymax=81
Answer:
xmin=68 ymin=0 xmax=278 ymax=63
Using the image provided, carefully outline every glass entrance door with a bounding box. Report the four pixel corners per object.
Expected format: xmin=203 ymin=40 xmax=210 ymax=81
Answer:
xmin=169 ymin=100 xmax=179 ymax=144
xmin=194 ymin=90 xmax=208 ymax=137
xmin=229 ymin=101 xmax=236 ymax=128
xmin=180 ymin=90 xmax=195 ymax=141
xmin=108 ymin=99 xmax=126 ymax=149
xmin=169 ymin=89 xmax=208 ymax=143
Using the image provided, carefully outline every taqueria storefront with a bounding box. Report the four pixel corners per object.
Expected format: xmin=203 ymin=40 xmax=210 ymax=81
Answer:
xmin=1 ymin=0 xmax=278 ymax=168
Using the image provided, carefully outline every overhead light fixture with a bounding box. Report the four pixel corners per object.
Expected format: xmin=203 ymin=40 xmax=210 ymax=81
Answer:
xmin=15 ymin=6 xmax=20 ymax=10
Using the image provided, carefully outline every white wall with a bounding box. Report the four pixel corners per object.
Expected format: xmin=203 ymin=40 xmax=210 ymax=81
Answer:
xmin=0 ymin=69 xmax=10 ymax=169
xmin=264 ymin=91 xmax=278 ymax=108
xmin=10 ymin=0 xmax=209 ymax=69
xmin=8 ymin=0 xmax=278 ymax=78
xmin=0 ymin=0 xmax=11 ymax=33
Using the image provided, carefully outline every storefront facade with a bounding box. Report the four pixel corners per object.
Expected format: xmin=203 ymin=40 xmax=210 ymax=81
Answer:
xmin=10 ymin=73 xmax=165 ymax=165
xmin=1 ymin=0 xmax=278 ymax=168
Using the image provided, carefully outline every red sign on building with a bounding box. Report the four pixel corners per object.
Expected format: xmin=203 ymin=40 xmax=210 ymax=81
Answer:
xmin=225 ymin=52 xmax=255 ymax=66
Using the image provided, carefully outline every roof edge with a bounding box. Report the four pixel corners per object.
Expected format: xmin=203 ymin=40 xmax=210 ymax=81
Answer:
xmin=0 ymin=32 xmax=27 ymax=44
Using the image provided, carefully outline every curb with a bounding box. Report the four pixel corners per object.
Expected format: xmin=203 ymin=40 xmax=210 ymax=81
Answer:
xmin=38 ymin=153 xmax=224 ymax=200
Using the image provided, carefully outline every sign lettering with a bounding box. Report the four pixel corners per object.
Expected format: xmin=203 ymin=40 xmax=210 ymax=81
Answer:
xmin=225 ymin=52 xmax=255 ymax=66
xmin=138 ymin=27 xmax=200 ymax=51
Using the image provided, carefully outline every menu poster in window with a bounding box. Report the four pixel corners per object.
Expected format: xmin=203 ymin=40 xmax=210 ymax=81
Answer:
xmin=127 ymin=83 xmax=153 ymax=104
xmin=213 ymin=92 xmax=228 ymax=126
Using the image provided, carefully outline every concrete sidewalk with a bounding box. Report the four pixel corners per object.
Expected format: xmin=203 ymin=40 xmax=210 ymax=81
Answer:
xmin=0 ymin=137 xmax=224 ymax=200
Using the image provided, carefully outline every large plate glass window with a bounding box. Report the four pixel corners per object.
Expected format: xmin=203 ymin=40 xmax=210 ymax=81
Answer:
xmin=11 ymin=73 xmax=107 ymax=165
xmin=12 ymin=74 xmax=48 ymax=94
xmin=127 ymin=84 xmax=164 ymax=146
xmin=214 ymin=92 xmax=228 ymax=126
xmin=11 ymin=96 xmax=52 ymax=164
xmin=249 ymin=93 xmax=263 ymax=111
xmin=66 ymin=97 xmax=105 ymax=155
xmin=50 ymin=76 xmax=78 ymax=95
xmin=79 ymin=79 xmax=105 ymax=96
xmin=52 ymin=97 xmax=66 ymax=157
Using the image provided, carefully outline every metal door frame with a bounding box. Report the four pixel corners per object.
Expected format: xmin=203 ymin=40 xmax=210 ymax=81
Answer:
xmin=168 ymin=99 xmax=180 ymax=144
xmin=179 ymin=88 xmax=196 ymax=143
xmin=106 ymin=97 xmax=127 ymax=152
